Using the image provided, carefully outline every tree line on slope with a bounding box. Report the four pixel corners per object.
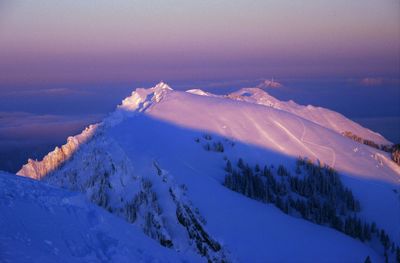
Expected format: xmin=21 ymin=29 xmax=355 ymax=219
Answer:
xmin=342 ymin=131 xmax=400 ymax=166
xmin=392 ymin=144 xmax=400 ymax=166
xmin=195 ymin=134 xmax=235 ymax=153
xmin=223 ymin=157 xmax=400 ymax=263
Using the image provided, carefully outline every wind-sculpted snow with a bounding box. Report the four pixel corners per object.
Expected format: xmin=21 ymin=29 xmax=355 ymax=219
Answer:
xmin=14 ymin=82 xmax=400 ymax=262
xmin=17 ymin=124 xmax=99 ymax=179
xmin=118 ymin=81 xmax=172 ymax=113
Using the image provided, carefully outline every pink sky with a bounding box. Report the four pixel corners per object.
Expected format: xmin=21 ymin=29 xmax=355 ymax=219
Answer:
xmin=0 ymin=0 xmax=399 ymax=84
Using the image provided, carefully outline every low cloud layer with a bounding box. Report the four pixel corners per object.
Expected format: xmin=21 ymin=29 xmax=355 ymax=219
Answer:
xmin=359 ymin=77 xmax=400 ymax=87
xmin=2 ymin=87 xmax=93 ymax=97
xmin=360 ymin=78 xmax=384 ymax=86
xmin=0 ymin=111 xmax=103 ymax=141
xmin=0 ymin=112 xmax=104 ymax=172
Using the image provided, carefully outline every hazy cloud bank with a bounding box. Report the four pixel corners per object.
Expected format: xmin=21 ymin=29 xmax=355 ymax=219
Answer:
xmin=0 ymin=111 xmax=103 ymax=172
xmin=358 ymin=77 xmax=400 ymax=87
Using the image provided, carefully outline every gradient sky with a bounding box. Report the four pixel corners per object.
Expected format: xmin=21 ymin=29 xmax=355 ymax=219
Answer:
xmin=0 ymin=0 xmax=399 ymax=84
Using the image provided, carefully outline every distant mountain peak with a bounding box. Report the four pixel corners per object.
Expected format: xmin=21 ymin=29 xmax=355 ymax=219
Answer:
xmin=258 ymin=79 xmax=283 ymax=88
xmin=228 ymin=87 xmax=281 ymax=108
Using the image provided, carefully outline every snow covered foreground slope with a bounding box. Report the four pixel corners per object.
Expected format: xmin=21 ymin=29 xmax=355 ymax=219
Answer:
xmin=0 ymin=171 xmax=198 ymax=263
xmin=15 ymin=82 xmax=400 ymax=262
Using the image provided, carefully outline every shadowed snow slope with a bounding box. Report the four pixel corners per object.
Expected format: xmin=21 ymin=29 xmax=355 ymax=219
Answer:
xmin=0 ymin=171 xmax=198 ymax=263
xmin=15 ymin=82 xmax=400 ymax=262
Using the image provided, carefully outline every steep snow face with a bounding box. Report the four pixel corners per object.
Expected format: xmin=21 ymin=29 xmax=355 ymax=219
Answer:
xmin=15 ymin=82 xmax=400 ymax=262
xmin=227 ymin=87 xmax=391 ymax=145
xmin=0 ymin=171 xmax=198 ymax=263
xmin=17 ymin=124 xmax=99 ymax=180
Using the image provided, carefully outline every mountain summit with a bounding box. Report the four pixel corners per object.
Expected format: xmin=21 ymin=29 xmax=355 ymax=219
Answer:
xmin=7 ymin=82 xmax=400 ymax=262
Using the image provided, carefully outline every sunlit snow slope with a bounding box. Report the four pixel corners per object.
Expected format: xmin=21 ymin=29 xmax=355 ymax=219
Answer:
xmin=15 ymin=82 xmax=400 ymax=262
xmin=229 ymin=87 xmax=389 ymax=146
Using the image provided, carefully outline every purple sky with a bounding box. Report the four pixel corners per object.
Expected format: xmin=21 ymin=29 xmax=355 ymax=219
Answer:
xmin=0 ymin=0 xmax=399 ymax=85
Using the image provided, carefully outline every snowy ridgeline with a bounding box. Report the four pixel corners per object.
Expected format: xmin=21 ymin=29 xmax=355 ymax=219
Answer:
xmin=18 ymin=82 xmax=395 ymax=181
xmin=10 ymin=82 xmax=400 ymax=262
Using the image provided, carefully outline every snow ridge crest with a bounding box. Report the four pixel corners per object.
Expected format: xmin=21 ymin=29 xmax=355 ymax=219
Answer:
xmin=118 ymin=81 xmax=172 ymax=113
xmin=17 ymin=124 xmax=99 ymax=179
xmin=17 ymin=82 xmax=172 ymax=180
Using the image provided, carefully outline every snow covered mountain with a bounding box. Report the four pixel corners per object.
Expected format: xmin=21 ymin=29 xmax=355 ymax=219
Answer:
xmin=10 ymin=82 xmax=400 ymax=262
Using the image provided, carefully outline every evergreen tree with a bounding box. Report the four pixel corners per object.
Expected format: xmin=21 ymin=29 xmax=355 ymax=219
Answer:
xmin=237 ymin=158 xmax=245 ymax=170
xmin=225 ymin=160 xmax=232 ymax=173
xmin=364 ymin=256 xmax=371 ymax=263
xmin=263 ymin=165 xmax=271 ymax=177
xmin=371 ymin=222 xmax=376 ymax=233
xmin=295 ymin=165 xmax=301 ymax=175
